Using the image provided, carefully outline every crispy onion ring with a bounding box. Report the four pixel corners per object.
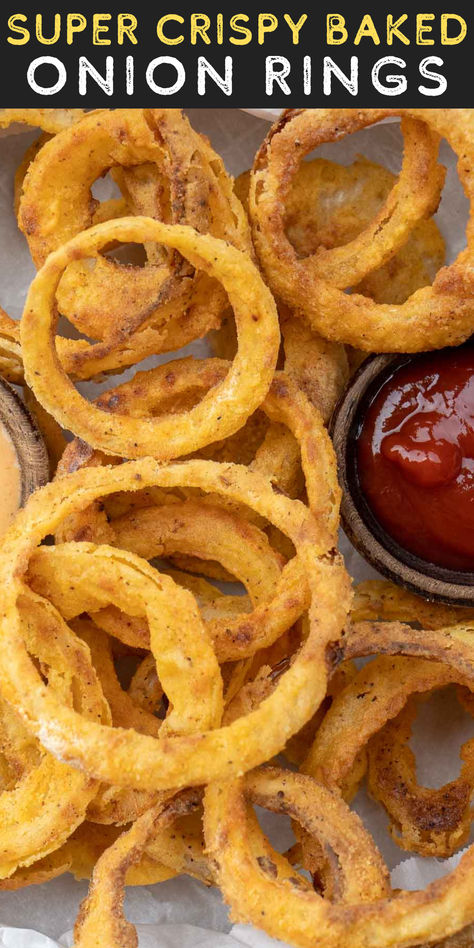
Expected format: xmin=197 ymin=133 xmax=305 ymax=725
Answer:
xmin=68 ymin=813 xmax=209 ymax=887
xmin=280 ymin=310 xmax=350 ymax=425
xmin=217 ymin=766 xmax=390 ymax=902
xmin=27 ymin=543 xmax=222 ymax=828
xmin=21 ymin=219 xmax=280 ymax=459
xmin=304 ymin=621 xmax=474 ymax=856
xmin=73 ymin=791 xmax=202 ymax=948
xmin=63 ymin=822 xmax=176 ymax=886
xmin=73 ymin=620 xmax=162 ymax=829
xmin=0 ymin=110 xmax=85 ymax=377
xmin=352 ymin=579 xmax=474 ymax=629
xmin=77 ymin=619 xmax=159 ymax=739
xmin=235 ymin=151 xmax=445 ymax=413
xmin=32 ymin=503 xmax=284 ymax=664
xmin=55 ymin=360 xmax=324 ymax=575
xmin=0 ymin=108 xmax=84 ymax=133
xmin=19 ymin=109 xmax=250 ymax=378
xmin=303 ymin=654 xmax=463 ymax=797
xmin=0 ymin=458 xmax=350 ymax=791
xmin=234 ymin=167 xmax=350 ymax=422
xmin=348 ymin=584 xmax=474 ymax=848
xmin=57 ymin=271 xmax=228 ymax=383
xmin=85 ymin=579 xmax=253 ymax=660
xmin=272 ymin=155 xmax=446 ymax=306
xmin=250 ymin=108 xmax=474 ymax=352
xmin=252 ymin=113 xmax=444 ymax=288
xmin=57 ymin=363 xmax=340 ymax=662
xmin=236 ymin=151 xmax=445 ymax=414
xmin=346 ymin=590 xmax=473 ymax=858
xmin=19 ymin=106 xmax=247 ymax=267
xmin=28 ymin=543 xmax=223 ymax=738
xmin=74 ymin=765 xmax=388 ymax=948
xmin=127 ymin=652 xmax=163 ymax=713
xmin=368 ymin=693 xmax=474 ymax=858
xmin=143 ymin=804 xmax=211 ymax=886
xmin=204 ymin=766 xmax=391 ymax=947
xmin=0 ymin=590 xmax=107 ymax=879
xmin=0 ymin=308 xmax=23 ymax=384
xmin=0 ymin=848 xmax=84 ymax=891
xmin=0 ymin=850 xmax=72 ymax=891
xmin=204 ymin=620 xmax=474 ymax=948
xmin=14 ymin=133 xmax=53 ymax=220
xmin=91 ymin=502 xmax=284 ymax=655
xmin=59 ymin=360 xmax=341 ymax=533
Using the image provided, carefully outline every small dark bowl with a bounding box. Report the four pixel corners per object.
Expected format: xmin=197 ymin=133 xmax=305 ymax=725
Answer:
xmin=331 ymin=353 xmax=474 ymax=607
xmin=0 ymin=378 xmax=49 ymax=508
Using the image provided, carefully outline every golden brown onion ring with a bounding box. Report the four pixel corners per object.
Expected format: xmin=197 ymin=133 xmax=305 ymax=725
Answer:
xmin=0 ymin=309 xmax=23 ymax=384
xmin=59 ymin=360 xmax=340 ymax=536
xmin=0 ymin=458 xmax=350 ymax=791
xmin=21 ymin=219 xmax=280 ymax=460
xmin=205 ymin=738 xmax=474 ymax=948
xmin=64 ymin=821 xmax=175 ymax=886
xmin=249 ymin=109 xmax=474 ymax=352
xmin=0 ymin=590 xmax=107 ymax=879
xmin=28 ymin=542 xmax=223 ymax=738
xmin=278 ymin=155 xmax=446 ymax=306
xmin=73 ymin=791 xmax=202 ymax=948
xmin=352 ymin=579 xmax=474 ymax=629
xmin=252 ymin=115 xmax=444 ymax=289
xmin=57 ymin=363 xmax=340 ymax=662
xmin=204 ymin=766 xmax=393 ymax=948
xmin=19 ymin=109 xmax=250 ymax=377
xmin=303 ymin=654 xmax=460 ymax=798
xmin=303 ymin=620 xmax=474 ymax=858
xmin=0 ymin=108 xmax=84 ymax=133
xmin=368 ymin=695 xmax=474 ymax=858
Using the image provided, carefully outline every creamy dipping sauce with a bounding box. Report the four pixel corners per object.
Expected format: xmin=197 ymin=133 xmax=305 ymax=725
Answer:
xmin=0 ymin=421 xmax=20 ymax=535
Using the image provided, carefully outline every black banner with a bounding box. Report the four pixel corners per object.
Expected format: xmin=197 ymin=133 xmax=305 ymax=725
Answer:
xmin=0 ymin=3 xmax=471 ymax=106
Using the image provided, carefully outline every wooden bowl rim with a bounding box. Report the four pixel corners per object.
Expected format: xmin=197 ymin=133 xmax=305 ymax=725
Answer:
xmin=0 ymin=378 xmax=49 ymax=507
xmin=331 ymin=352 xmax=474 ymax=607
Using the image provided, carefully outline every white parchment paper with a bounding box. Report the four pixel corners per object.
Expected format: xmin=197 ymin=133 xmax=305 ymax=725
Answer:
xmin=0 ymin=108 xmax=473 ymax=947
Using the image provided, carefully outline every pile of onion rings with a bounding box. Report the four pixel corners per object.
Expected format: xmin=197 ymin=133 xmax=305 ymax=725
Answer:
xmin=0 ymin=106 xmax=473 ymax=948
xmin=250 ymin=108 xmax=474 ymax=352
xmin=18 ymin=108 xmax=251 ymax=380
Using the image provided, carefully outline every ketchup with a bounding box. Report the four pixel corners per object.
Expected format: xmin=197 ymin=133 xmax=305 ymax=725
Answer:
xmin=356 ymin=347 xmax=474 ymax=572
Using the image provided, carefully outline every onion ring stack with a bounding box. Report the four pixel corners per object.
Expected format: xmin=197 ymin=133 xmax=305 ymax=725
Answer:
xmin=0 ymin=106 xmax=473 ymax=948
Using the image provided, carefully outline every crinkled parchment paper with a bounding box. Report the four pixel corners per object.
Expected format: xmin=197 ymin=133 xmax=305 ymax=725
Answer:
xmin=0 ymin=108 xmax=472 ymax=947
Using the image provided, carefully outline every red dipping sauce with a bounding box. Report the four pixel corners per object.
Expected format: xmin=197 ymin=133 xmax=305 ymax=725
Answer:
xmin=356 ymin=347 xmax=474 ymax=572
